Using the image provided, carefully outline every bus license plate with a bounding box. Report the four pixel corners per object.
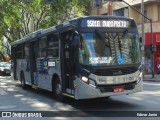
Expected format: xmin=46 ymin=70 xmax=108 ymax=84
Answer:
xmin=114 ymin=87 xmax=124 ymax=93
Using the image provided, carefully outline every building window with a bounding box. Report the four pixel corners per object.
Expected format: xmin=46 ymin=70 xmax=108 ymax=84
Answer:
xmin=113 ymin=8 xmax=128 ymax=17
xmin=93 ymin=0 xmax=102 ymax=7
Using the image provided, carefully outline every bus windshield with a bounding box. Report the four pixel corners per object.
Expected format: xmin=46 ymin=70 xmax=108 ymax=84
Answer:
xmin=79 ymin=31 xmax=141 ymax=66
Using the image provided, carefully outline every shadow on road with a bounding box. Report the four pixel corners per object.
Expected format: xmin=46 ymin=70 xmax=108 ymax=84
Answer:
xmin=1 ymin=76 xmax=159 ymax=117
xmin=14 ymin=82 xmax=140 ymax=111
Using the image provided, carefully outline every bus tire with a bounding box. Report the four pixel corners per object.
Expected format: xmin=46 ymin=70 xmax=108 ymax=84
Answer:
xmin=20 ymin=73 xmax=26 ymax=89
xmin=54 ymin=78 xmax=64 ymax=101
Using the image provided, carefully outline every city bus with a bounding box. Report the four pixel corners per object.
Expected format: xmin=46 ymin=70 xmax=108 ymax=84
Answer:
xmin=11 ymin=15 xmax=143 ymax=101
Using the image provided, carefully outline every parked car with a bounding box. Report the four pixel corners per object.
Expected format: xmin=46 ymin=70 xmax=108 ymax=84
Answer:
xmin=0 ymin=62 xmax=11 ymax=76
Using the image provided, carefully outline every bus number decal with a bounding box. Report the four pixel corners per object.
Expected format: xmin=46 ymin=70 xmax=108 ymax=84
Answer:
xmin=89 ymin=57 xmax=113 ymax=64
xmin=87 ymin=20 xmax=128 ymax=28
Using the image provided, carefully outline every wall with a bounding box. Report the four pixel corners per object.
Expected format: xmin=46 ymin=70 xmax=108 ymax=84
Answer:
xmin=138 ymin=22 xmax=160 ymax=35
xmin=128 ymin=6 xmax=141 ymax=24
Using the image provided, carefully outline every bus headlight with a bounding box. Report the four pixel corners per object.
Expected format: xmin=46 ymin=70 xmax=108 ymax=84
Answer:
xmin=89 ymin=79 xmax=96 ymax=88
xmin=81 ymin=76 xmax=96 ymax=87
xmin=81 ymin=76 xmax=88 ymax=83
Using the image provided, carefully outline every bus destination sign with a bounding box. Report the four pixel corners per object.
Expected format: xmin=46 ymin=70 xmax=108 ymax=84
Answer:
xmin=81 ymin=19 xmax=129 ymax=28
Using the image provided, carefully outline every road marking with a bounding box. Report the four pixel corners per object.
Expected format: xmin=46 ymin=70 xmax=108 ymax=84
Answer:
xmin=0 ymin=88 xmax=7 ymax=95
xmin=0 ymin=105 xmax=17 ymax=110
xmin=142 ymin=90 xmax=160 ymax=94
xmin=143 ymin=82 xmax=160 ymax=86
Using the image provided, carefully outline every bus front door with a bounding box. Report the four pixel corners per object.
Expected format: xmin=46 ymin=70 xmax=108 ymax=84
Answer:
xmin=30 ymin=41 xmax=37 ymax=86
xmin=60 ymin=30 xmax=75 ymax=96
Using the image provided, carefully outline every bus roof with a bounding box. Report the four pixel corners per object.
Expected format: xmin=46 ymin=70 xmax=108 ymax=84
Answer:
xmin=11 ymin=15 xmax=135 ymax=46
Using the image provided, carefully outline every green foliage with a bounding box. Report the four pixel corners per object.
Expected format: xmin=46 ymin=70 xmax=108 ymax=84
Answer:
xmin=0 ymin=0 xmax=91 ymax=56
xmin=0 ymin=0 xmax=91 ymax=42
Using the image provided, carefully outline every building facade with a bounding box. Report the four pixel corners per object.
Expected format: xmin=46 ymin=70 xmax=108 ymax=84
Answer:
xmin=90 ymin=0 xmax=160 ymax=74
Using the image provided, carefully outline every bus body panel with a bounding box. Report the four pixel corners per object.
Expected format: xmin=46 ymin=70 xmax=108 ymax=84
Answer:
xmin=16 ymin=59 xmax=21 ymax=81
xmin=16 ymin=59 xmax=32 ymax=85
xmin=74 ymin=71 xmax=142 ymax=99
xmin=89 ymin=71 xmax=140 ymax=85
xmin=23 ymin=59 xmax=32 ymax=85
xmin=75 ymin=79 xmax=142 ymax=99
xmin=36 ymin=58 xmax=61 ymax=91
xmin=37 ymin=58 xmax=50 ymax=90
xmin=16 ymin=58 xmax=61 ymax=92
xmin=11 ymin=16 xmax=143 ymax=100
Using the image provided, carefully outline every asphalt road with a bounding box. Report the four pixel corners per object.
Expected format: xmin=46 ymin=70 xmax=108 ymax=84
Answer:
xmin=0 ymin=76 xmax=160 ymax=120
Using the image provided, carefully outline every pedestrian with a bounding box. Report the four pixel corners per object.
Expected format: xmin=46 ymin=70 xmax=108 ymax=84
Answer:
xmin=156 ymin=55 xmax=160 ymax=74
xmin=147 ymin=57 xmax=151 ymax=74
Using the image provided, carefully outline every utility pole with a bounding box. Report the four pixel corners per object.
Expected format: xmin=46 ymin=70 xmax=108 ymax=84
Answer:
xmin=97 ymin=8 xmax=100 ymax=15
xmin=141 ymin=0 xmax=145 ymax=79
xmin=108 ymin=1 xmax=112 ymax=15
xmin=150 ymin=19 xmax=154 ymax=78
xmin=95 ymin=0 xmax=102 ymax=15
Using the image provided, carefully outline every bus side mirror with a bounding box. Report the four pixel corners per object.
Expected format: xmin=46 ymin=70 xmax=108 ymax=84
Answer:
xmin=72 ymin=35 xmax=80 ymax=47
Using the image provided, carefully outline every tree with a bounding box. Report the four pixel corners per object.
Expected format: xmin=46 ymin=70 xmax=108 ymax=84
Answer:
xmin=48 ymin=0 xmax=91 ymax=24
xmin=0 ymin=0 xmax=91 ymax=57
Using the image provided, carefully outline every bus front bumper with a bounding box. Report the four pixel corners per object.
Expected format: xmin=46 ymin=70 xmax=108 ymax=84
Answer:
xmin=74 ymin=78 xmax=143 ymax=100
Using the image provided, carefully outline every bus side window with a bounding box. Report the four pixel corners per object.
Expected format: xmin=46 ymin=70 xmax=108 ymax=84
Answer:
xmin=24 ymin=43 xmax=29 ymax=59
xmin=38 ymin=36 xmax=47 ymax=58
xmin=17 ymin=44 xmax=24 ymax=59
xmin=47 ymin=33 xmax=59 ymax=58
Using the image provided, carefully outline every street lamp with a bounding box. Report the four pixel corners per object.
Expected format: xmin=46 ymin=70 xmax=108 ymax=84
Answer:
xmin=94 ymin=0 xmax=102 ymax=15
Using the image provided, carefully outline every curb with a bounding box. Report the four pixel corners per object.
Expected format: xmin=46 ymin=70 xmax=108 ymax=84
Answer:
xmin=143 ymin=79 xmax=160 ymax=82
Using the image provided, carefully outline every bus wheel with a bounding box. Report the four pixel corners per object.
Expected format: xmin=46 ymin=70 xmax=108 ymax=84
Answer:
xmin=54 ymin=78 xmax=64 ymax=101
xmin=21 ymin=73 xmax=26 ymax=89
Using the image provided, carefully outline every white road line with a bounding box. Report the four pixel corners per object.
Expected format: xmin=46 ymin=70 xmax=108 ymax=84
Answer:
xmin=0 ymin=88 xmax=7 ymax=95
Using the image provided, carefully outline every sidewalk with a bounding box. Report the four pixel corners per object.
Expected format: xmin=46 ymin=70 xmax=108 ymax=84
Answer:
xmin=143 ymin=74 xmax=160 ymax=82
